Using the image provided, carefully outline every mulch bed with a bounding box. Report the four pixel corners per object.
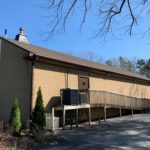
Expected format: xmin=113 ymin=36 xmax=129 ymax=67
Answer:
xmin=0 ymin=133 xmax=35 ymax=150
xmin=0 ymin=131 xmax=64 ymax=150
xmin=0 ymin=121 xmax=64 ymax=150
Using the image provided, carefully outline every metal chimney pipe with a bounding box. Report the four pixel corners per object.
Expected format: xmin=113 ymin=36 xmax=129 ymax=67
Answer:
xmin=4 ymin=29 xmax=7 ymax=38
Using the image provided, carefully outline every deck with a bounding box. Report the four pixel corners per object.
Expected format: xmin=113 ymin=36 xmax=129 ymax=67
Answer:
xmin=51 ymin=89 xmax=150 ymax=131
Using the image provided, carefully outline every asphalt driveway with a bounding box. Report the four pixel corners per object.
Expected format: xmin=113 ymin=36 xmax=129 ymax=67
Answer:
xmin=35 ymin=114 xmax=150 ymax=150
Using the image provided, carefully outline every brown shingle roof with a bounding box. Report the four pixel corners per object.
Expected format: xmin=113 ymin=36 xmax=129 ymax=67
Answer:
xmin=1 ymin=37 xmax=150 ymax=82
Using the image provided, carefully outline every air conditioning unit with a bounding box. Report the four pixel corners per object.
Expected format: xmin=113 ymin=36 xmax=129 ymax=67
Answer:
xmin=60 ymin=88 xmax=80 ymax=105
xmin=79 ymin=92 xmax=88 ymax=104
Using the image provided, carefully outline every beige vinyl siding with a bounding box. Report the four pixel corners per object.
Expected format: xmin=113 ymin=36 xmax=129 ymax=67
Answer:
xmin=33 ymin=63 xmax=63 ymax=110
xmin=90 ymin=77 xmax=150 ymax=99
xmin=67 ymin=74 xmax=78 ymax=89
xmin=32 ymin=63 xmax=79 ymax=110
xmin=33 ymin=62 xmax=150 ymax=112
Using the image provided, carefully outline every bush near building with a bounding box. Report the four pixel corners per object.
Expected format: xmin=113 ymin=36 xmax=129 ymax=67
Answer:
xmin=32 ymin=87 xmax=46 ymax=128
xmin=9 ymin=98 xmax=22 ymax=135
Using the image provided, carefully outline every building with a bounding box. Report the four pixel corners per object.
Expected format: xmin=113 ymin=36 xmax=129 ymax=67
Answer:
xmin=0 ymin=28 xmax=150 ymax=129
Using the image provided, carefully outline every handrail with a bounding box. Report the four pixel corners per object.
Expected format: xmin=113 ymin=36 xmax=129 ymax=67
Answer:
xmin=88 ymin=90 xmax=150 ymax=109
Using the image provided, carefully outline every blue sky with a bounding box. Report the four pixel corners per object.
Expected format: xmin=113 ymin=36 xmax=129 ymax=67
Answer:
xmin=0 ymin=0 xmax=150 ymax=61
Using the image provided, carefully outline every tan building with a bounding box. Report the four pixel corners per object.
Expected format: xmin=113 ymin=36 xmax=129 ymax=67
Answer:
xmin=0 ymin=29 xmax=150 ymax=129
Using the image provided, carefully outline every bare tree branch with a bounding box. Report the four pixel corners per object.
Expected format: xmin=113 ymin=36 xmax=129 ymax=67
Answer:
xmin=127 ymin=0 xmax=137 ymax=35
xmin=41 ymin=0 xmax=150 ymax=40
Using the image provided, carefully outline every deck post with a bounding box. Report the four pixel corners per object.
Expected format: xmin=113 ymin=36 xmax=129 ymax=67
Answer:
xmin=52 ymin=107 xmax=55 ymax=132
xmin=131 ymin=109 xmax=134 ymax=116
xmin=63 ymin=106 xmax=66 ymax=130
xmin=76 ymin=109 xmax=78 ymax=127
xmin=104 ymin=105 xmax=106 ymax=121
xmin=98 ymin=110 xmax=101 ymax=124
xmin=88 ymin=107 xmax=91 ymax=125
xmin=119 ymin=108 xmax=122 ymax=117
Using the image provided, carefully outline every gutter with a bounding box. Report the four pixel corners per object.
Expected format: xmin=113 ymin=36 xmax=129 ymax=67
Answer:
xmin=36 ymin=56 xmax=150 ymax=85
xmin=29 ymin=53 xmax=37 ymax=117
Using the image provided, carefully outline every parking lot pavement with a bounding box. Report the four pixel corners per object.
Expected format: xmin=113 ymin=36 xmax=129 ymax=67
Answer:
xmin=35 ymin=114 xmax=150 ymax=150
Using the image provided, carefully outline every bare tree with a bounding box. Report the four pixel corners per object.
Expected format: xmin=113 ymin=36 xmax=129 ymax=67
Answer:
xmin=105 ymin=56 xmax=137 ymax=73
xmin=41 ymin=0 xmax=150 ymax=40
xmin=75 ymin=50 xmax=96 ymax=61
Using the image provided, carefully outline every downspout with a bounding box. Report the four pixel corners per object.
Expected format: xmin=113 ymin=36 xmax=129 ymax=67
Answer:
xmin=30 ymin=53 xmax=36 ymax=117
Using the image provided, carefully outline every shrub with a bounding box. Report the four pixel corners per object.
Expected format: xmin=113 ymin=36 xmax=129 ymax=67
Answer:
xmin=32 ymin=87 xmax=46 ymax=127
xmin=9 ymin=98 xmax=22 ymax=134
xmin=30 ymin=123 xmax=46 ymax=143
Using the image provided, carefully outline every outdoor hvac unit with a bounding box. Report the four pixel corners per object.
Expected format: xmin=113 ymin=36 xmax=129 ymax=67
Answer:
xmin=60 ymin=88 xmax=80 ymax=105
xmin=79 ymin=92 xmax=87 ymax=104
xmin=45 ymin=113 xmax=59 ymax=130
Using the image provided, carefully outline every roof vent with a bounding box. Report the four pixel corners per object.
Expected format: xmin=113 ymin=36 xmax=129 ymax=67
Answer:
xmin=15 ymin=27 xmax=29 ymax=44
xmin=4 ymin=29 xmax=7 ymax=38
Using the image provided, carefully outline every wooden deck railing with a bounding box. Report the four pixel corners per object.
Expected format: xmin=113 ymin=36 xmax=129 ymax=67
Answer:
xmin=88 ymin=90 xmax=150 ymax=110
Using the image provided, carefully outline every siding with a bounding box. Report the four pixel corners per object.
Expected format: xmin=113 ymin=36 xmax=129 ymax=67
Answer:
xmin=32 ymin=62 xmax=78 ymax=111
xmin=33 ymin=62 xmax=150 ymax=112
xmin=0 ymin=40 xmax=32 ymax=122
xmin=33 ymin=63 xmax=66 ymax=111
xmin=90 ymin=76 xmax=150 ymax=99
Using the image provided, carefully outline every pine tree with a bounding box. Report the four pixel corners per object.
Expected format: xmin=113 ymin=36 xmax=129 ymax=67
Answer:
xmin=32 ymin=87 xmax=46 ymax=127
xmin=9 ymin=98 xmax=22 ymax=134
